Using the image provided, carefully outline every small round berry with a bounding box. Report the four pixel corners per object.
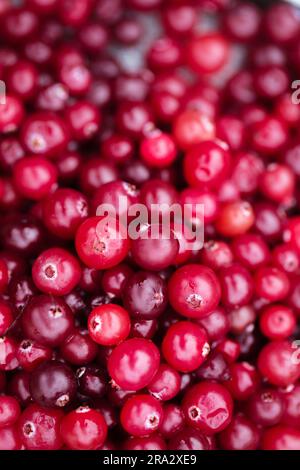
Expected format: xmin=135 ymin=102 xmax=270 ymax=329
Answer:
xmin=88 ymin=304 xmax=131 ymax=346
xmin=120 ymin=394 xmax=163 ymax=437
xmin=60 ymin=407 xmax=107 ymax=450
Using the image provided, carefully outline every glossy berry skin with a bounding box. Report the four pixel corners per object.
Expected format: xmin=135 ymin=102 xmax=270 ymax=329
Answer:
xmin=182 ymin=381 xmax=233 ymax=434
xmin=75 ymin=216 xmax=130 ymax=270
xmin=219 ymin=264 xmax=254 ymax=308
xmin=226 ymin=362 xmax=259 ymax=401
xmin=0 ymin=425 xmax=22 ymax=450
xmin=259 ymin=305 xmax=296 ymax=340
xmin=281 ymin=384 xmax=300 ymax=428
xmin=17 ymin=340 xmax=52 ymax=372
xmin=261 ymin=426 xmax=300 ymax=450
xmin=29 ymin=360 xmax=77 ymax=408
xmin=187 ymin=33 xmax=230 ymax=74
xmin=159 ymin=404 xmax=185 ymax=439
xmin=168 ymin=264 xmax=221 ymax=319
xmin=0 ymin=336 xmax=19 ymax=371
xmin=102 ymin=263 xmax=133 ymax=298
xmin=0 ymin=95 xmax=24 ymax=134
xmin=60 ymin=329 xmax=98 ymax=366
xmin=162 ymin=321 xmax=210 ymax=373
xmin=216 ymin=201 xmax=255 ymax=237
xmin=254 ymin=267 xmax=290 ymax=302
xmin=21 ymin=295 xmax=74 ymax=348
xmin=13 ymin=156 xmax=57 ymax=200
xmin=0 ymin=395 xmax=21 ymax=428
xmin=18 ymin=404 xmax=63 ymax=450
xmin=232 ymin=234 xmax=270 ymax=271
xmin=61 ymin=406 xmax=107 ymax=450
xmin=130 ymin=225 xmax=179 ymax=271
xmin=124 ymin=435 xmax=166 ymax=451
xmin=76 ymin=365 xmax=107 ymax=399
xmin=123 ymin=271 xmax=167 ymax=320
xmin=65 ymin=102 xmax=101 ymax=141
xmin=42 ymin=188 xmax=89 ymax=239
xmin=140 ymin=132 xmax=177 ymax=168
xmin=198 ymin=307 xmax=230 ymax=342
xmin=32 ymin=247 xmax=82 ymax=296
xmin=147 ymin=364 xmax=181 ymax=401
xmin=173 ymin=110 xmax=215 ymax=150
xmin=247 ymin=388 xmax=284 ymax=427
xmin=108 ymin=338 xmax=160 ymax=391
xmin=184 ymin=140 xmax=231 ymax=189
xmin=219 ymin=413 xmax=260 ymax=450
xmin=168 ymin=428 xmax=212 ymax=451
xmin=258 ymin=341 xmax=300 ymax=387
xmin=120 ymin=394 xmax=163 ymax=437
xmin=21 ymin=113 xmax=69 ymax=158
xmin=88 ymin=304 xmax=131 ymax=346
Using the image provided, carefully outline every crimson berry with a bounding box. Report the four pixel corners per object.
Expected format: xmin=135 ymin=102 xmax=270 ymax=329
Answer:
xmin=168 ymin=428 xmax=212 ymax=451
xmin=254 ymin=266 xmax=290 ymax=302
xmin=260 ymin=164 xmax=295 ymax=204
xmin=258 ymin=341 xmax=300 ymax=387
xmin=216 ymin=201 xmax=255 ymax=237
xmin=223 ymin=3 xmax=261 ymax=42
xmin=102 ymin=134 xmax=134 ymax=166
xmin=42 ymin=188 xmax=89 ymax=239
xmin=182 ymin=381 xmax=233 ymax=434
xmin=250 ymin=116 xmax=288 ymax=155
xmin=108 ymin=338 xmax=160 ymax=391
xmin=32 ymin=247 xmax=81 ymax=296
xmin=219 ymin=264 xmax=254 ymax=308
xmin=101 ymin=263 xmax=133 ymax=298
xmin=124 ymin=435 xmax=166 ymax=451
xmin=0 ymin=300 xmax=13 ymax=336
xmin=219 ymin=413 xmax=260 ymax=450
xmin=140 ymin=132 xmax=177 ymax=168
xmin=261 ymin=426 xmax=300 ymax=450
xmin=76 ymin=365 xmax=107 ymax=399
xmin=0 ymin=95 xmax=24 ymax=133
xmin=60 ymin=329 xmax=98 ymax=366
xmin=0 ymin=425 xmax=22 ymax=450
xmin=174 ymin=108 xmax=215 ymax=150
xmin=163 ymin=3 xmax=196 ymax=37
xmin=21 ymin=295 xmax=74 ymax=348
xmin=147 ymin=364 xmax=181 ymax=401
xmin=226 ymin=362 xmax=259 ymax=401
xmin=13 ymin=156 xmax=57 ymax=201
xmin=281 ymin=384 xmax=300 ymax=428
xmin=0 ymin=395 xmax=20 ymax=428
xmin=60 ymin=406 xmax=107 ymax=450
xmin=17 ymin=339 xmax=52 ymax=372
xmin=247 ymin=388 xmax=284 ymax=427
xmin=123 ymin=271 xmax=167 ymax=320
xmin=162 ymin=321 xmax=210 ymax=373
xmin=0 ymin=337 xmax=19 ymax=371
xmin=198 ymin=307 xmax=230 ymax=342
xmin=260 ymin=304 xmax=296 ymax=340
xmin=18 ymin=404 xmax=63 ymax=450
xmin=184 ymin=140 xmax=231 ymax=189
xmin=264 ymin=3 xmax=299 ymax=44
xmin=168 ymin=264 xmax=221 ymax=319
xmin=187 ymin=32 xmax=230 ymax=74
xmin=88 ymin=304 xmax=130 ymax=346
xmin=159 ymin=404 xmax=185 ymax=439
xmin=120 ymin=394 xmax=163 ymax=436
xmin=65 ymin=102 xmax=101 ymax=141
xmin=75 ymin=216 xmax=130 ymax=270
xmin=147 ymin=37 xmax=182 ymax=71
xmin=80 ymin=158 xmax=118 ymax=195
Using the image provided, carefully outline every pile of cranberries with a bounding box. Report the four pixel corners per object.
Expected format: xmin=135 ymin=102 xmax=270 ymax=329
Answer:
xmin=1 ymin=0 xmax=300 ymax=452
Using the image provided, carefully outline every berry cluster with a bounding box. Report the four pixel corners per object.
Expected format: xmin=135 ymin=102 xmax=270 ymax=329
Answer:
xmin=0 ymin=0 xmax=300 ymax=451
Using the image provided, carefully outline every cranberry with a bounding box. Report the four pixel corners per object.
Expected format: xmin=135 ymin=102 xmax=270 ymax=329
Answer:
xmin=272 ymin=243 xmax=300 ymax=274
xmin=281 ymin=384 xmax=300 ymax=428
xmin=159 ymin=404 xmax=185 ymax=439
xmin=219 ymin=264 xmax=254 ymax=308
xmin=0 ymin=95 xmax=24 ymax=133
xmin=17 ymin=340 xmax=52 ymax=372
xmin=0 ymin=300 xmax=13 ymax=336
xmin=60 ymin=329 xmax=98 ymax=366
xmin=8 ymin=371 xmax=32 ymax=407
xmin=102 ymin=134 xmax=134 ymax=166
xmin=120 ymin=394 xmax=163 ymax=436
xmin=18 ymin=404 xmax=63 ymax=450
xmin=187 ymin=32 xmax=230 ymax=74
xmin=65 ymin=102 xmax=101 ymax=141
xmin=79 ymin=22 xmax=108 ymax=53
xmin=0 ymin=336 xmax=19 ymax=371
xmin=219 ymin=413 xmax=260 ymax=450
xmin=260 ymin=163 xmax=295 ymax=204
xmin=80 ymin=158 xmax=118 ymax=195
xmin=61 ymin=406 xmax=107 ymax=450
xmin=102 ymin=263 xmax=133 ymax=298
xmin=216 ymin=201 xmax=255 ymax=237
xmin=131 ymin=318 xmax=157 ymax=339
xmin=264 ymin=3 xmax=299 ymax=44
xmin=162 ymin=321 xmax=210 ymax=373
xmin=13 ymin=156 xmax=57 ymax=201
xmin=226 ymin=362 xmax=259 ymax=401
xmin=30 ymin=360 xmax=77 ymax=408
xmin=195 ymin=351 xmax=229 ymax=382
xmin=108 ymin=338 xmax=160 ymax=391
xmin=147 ymin=364 xmax=181 ymax=401
xmin=76 ymin=365 xmax=107 ymax=399
xmin=260 ymin=304 xmax=296 ymax=340
xmin=147 ymin=37 xmax=182 ymax=71
xmin=32 ymin=247 xmax=81 ymax=296
xmin=114 ymin=19 xmax=142 ymax=45
xmin=173 ymin=110 xmax=215 ymax=150
xmin=0 ymin=260 xmax=8 ymax=295
xmin=247 ymin=388 xmax=284 ymax=427
xmin=21 ymin=295 xmax=74 ymax=348
xmin=261 ymin=426 xmax=300 ymax=450
xmin=140 ymin=132 xmax=177 ymax=168
xmin=123 ymin=271 xmax=167 ymax=320
xmin=198 ymin=307 xmax=230 ymax=342
xmin=254 ymin=266 xmax=290 ymax=302
xmin=223 ymin=3 xmax=261 ymax=42
xmin=6 ymin=60 xmax=38 ymax=101
xmin=168 ymin=264 xmax=221 ymax=319
xmin=163 ymin=3 xmax=196 ymax=37
xmin=88 ymin=304 xmax=130 ymax=346
xmin=0 ymin=425 xmax=22 ymax=450
xmin=232 ymin=234 xmax=270 ymax=271
xmin=75 ymin=216 xmax=130 ymax=270
xmin=21 ymin=113 xmax=69 ymax=158
xmin=116 ymin=101 xmax=153 ymax=139
xmin=258 ymin=341 xmax=300 ymax=387
xmin=250 ymin=116 xmax=288 ymax=156
xmin=0 ymin=395 xmax=20 ymax=428
xmin=182 ymin=381 xmax=233 ymax=434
